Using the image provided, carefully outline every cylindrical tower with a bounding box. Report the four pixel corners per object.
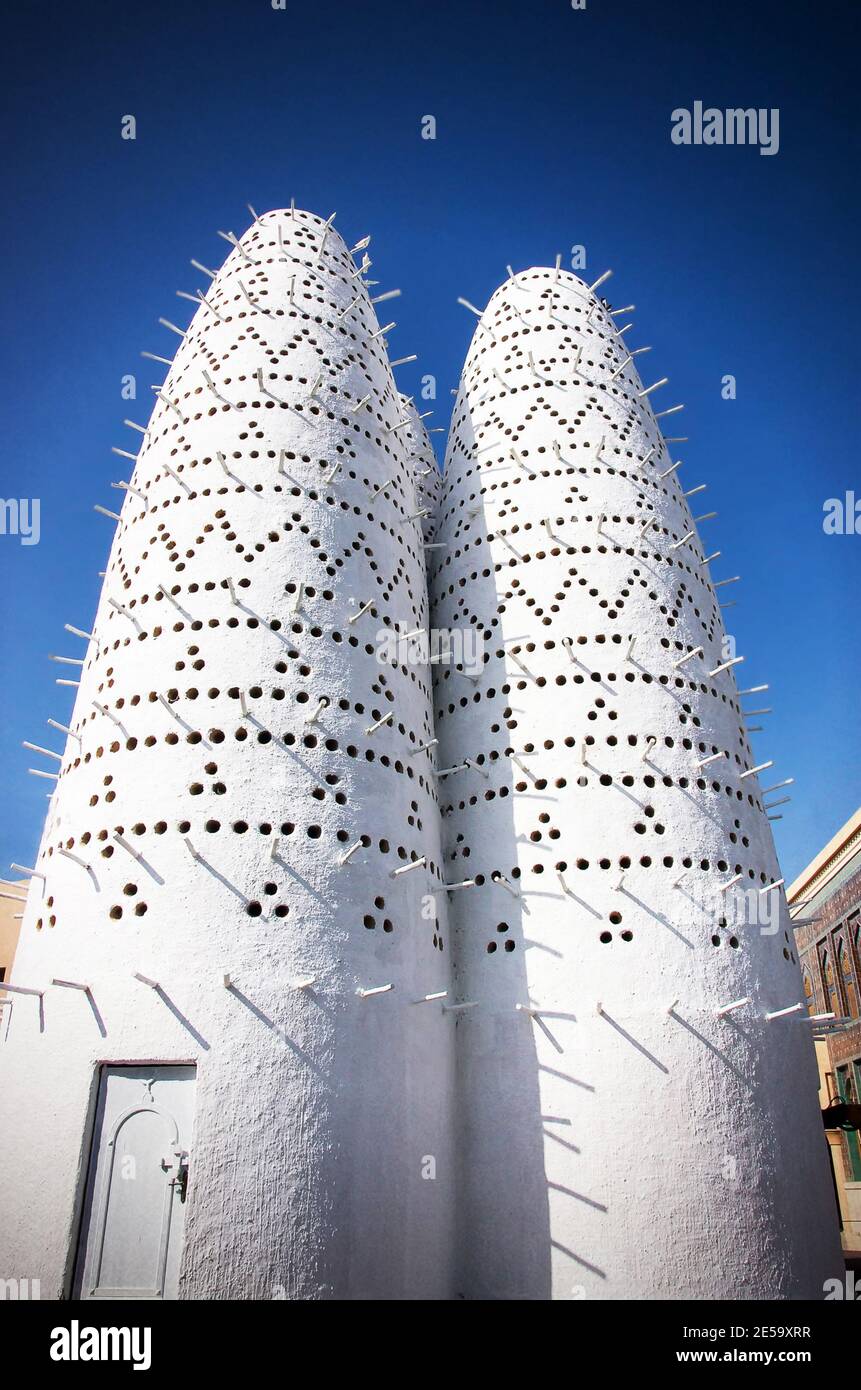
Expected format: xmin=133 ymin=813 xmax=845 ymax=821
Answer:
xmin=0 ymin=209 xmax=454 ymax=1300
xmin=431 ymin=267 xmax=842 ymax=1299
xmin=400 ymin=395 xmax=442 ymax=546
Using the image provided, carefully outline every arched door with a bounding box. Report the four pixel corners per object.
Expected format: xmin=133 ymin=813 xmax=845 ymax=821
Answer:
xmin=73 ymin=1065 xmax=196 ymax=1300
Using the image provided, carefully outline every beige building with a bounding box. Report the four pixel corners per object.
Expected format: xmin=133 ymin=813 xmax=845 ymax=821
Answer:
xmin=0 ymin=879 xmax=27 ymax=1029
xmin=789 ymin=809 xmax=861 ymax=1264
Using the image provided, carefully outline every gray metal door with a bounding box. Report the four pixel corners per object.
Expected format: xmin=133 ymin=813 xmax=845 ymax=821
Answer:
xmin=73 ymin=1065 xmax=196 ymax=1300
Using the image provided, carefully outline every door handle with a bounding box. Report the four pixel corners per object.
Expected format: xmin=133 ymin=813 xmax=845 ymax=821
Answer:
xmin=160 ymin=1149 xmax=190 ymax=1202
xmin=173 ymin=1150 xmax=190 ymax=1203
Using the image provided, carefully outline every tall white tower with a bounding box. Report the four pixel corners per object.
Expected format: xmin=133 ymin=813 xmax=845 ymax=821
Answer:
xmin=0 ymin=209 xmax=454 ymax=1300
xmin=0 ymin=232 xmax=841 ymax=1303
xmin=430 ymin=267 xmax=842 ymax=1299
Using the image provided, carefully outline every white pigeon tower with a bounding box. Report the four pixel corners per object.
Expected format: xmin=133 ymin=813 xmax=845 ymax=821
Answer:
xmin=0 ymin=209 xmax=454 ymax=1301
xmin=429 ymin=265 xmax=842 ymax=1299
xmin=0 ymin=232 xmax=841 ymax=1304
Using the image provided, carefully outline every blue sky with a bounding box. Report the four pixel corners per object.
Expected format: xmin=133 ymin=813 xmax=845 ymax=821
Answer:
xmin=0 ymin=0 xmax=858 ymax=881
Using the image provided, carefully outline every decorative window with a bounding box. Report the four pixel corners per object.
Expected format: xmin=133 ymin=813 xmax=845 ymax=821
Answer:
xmin=803 ymin=968 xmax=816 ymax=1016
xmin=819 ymin=946 xmax=840 ymax=1016
xmin=837 ymin=935 xmax=859 ymax=1019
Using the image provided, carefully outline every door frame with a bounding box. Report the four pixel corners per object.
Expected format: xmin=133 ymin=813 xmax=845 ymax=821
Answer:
xmin=66 ymin=1059 xmax=198 ymax=1301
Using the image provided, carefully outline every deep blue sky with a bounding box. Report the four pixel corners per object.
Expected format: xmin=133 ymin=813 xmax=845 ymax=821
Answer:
xmin=0 ymin=0 xmax=858 ymax=881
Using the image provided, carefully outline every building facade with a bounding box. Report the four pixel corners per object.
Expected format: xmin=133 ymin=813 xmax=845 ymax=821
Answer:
xmin=0 ymin=880 xmax=25 ymax=1024
xmin=790 ymin=808 xmax=861 ymax=1260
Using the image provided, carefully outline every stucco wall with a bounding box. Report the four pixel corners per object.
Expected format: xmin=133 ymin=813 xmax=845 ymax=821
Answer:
xmin=430 ymin=266 xmax=843 ymax=1299
xmin=0 ymin=209 xmax=454 ymax=1300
